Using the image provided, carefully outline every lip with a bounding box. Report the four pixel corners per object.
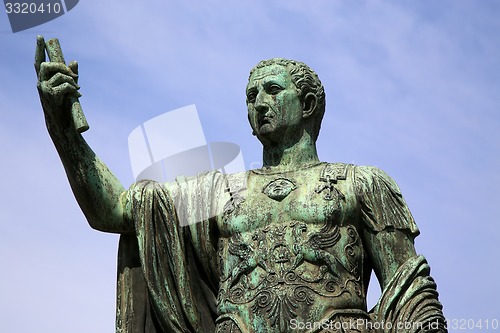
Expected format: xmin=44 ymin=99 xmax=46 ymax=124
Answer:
xmin=259 ymin=117 xmax=272 ymax=127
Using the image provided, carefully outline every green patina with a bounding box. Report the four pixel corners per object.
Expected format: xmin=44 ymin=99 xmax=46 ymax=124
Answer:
xmin=36 ymin=38 xmax=447 ymax=332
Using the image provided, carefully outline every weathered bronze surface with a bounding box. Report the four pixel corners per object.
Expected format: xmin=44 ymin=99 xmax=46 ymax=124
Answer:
xmin=36 ymin=38 xmax=447 ymax=332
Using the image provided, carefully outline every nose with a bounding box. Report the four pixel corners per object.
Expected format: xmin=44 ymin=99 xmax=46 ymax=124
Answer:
xmin=254 ymin=91 xmax=268 ymax=113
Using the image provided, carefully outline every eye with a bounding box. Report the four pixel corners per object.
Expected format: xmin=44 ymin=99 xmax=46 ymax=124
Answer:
xmin=267 ymin=84 xmax=283 ymax=95
xmin=246 ymin=90 xmax=257 ymax=103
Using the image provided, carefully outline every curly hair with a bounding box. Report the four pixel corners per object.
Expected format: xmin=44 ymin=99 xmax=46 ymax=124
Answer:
xmin=249 ymin=58 xmax=326 ymax=141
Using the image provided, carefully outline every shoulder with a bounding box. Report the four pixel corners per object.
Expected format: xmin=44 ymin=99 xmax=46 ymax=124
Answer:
xmin=353 ymin=165 xmax=402 ymax=194
xmin=349 ymin=165 xmax=419 ymax=235
xmin=354 ymin=165 xmax=394 ymax=180
xmin=125 ymin=180 xmax=174 ymax=210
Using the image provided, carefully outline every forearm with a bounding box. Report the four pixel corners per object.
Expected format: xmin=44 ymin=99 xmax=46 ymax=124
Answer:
xmin=50 ymin=127 xmax=131 ymax=233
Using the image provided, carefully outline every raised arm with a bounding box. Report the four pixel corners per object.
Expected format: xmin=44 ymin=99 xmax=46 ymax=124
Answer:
xmin=35 ymin=36 xmax=132 ymax=234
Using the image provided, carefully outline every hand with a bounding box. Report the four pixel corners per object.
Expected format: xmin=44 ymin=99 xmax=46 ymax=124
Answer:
xmin=35 ymin=37 xmax=81 ymax=134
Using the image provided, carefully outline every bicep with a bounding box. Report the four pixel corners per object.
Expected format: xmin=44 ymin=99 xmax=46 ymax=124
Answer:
xmin=364 ymin=228 xmax=416 ymax=289
xmin=87 ymin=187 xmax=133 ymax=234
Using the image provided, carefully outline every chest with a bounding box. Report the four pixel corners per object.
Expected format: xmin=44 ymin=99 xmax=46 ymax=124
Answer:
xmin=218 ymin=165 xmax=359 ymax=236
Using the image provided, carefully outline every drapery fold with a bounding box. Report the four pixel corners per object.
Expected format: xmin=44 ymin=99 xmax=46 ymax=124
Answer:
xmin=370 ymin=255 xmax=447 ymax=333
xmin=116 ymin=178 xmax=221 ymax=333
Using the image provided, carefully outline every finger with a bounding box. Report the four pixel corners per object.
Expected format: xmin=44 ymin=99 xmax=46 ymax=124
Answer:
xmin=34 ymin=35 xmax=46 ymax=76
xmin=48 ymin=72 xmax=80 ymax=91
xmin=51 ymin=82 xmax=82 ymax=99
xmin=68 ymin=61 xmax=79 ymax=83
xmin=39 ymin=62 xmax=78 ymax=82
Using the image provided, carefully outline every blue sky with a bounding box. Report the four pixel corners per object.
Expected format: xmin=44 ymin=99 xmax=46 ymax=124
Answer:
xmin=1 ymin=1 xmax=499 ymax=332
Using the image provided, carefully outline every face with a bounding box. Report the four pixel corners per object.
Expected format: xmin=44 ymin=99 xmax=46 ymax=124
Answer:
xmin=246 ymin=65 xmax=303 ymax=144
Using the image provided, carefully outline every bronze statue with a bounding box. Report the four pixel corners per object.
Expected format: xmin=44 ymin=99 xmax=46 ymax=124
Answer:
xmin=36 ymin=37 xmax=447 ymax=333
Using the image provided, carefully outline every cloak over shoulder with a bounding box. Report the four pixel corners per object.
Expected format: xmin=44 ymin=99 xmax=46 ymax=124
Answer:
xmin=116 ymin=172 xmax=229 ymax=333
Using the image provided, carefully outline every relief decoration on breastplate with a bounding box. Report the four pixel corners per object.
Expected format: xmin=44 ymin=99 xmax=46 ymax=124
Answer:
xmin=218 ymin=222 xmax=362 ymax=329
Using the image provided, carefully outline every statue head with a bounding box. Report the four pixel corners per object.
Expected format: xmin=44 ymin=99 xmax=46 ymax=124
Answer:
xmin=247 ymin=58 xmax=326 ymax=142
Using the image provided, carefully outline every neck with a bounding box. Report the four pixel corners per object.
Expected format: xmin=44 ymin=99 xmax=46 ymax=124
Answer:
xmin=261 ymin=132 xmax=320 ymax=171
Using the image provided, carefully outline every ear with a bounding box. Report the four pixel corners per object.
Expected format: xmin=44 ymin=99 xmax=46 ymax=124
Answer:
xmin=302 ymin=92 xmax=317 ymax=119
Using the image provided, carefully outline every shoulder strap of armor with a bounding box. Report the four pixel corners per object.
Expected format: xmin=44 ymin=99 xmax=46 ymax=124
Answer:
xmin=316 ymin=163 xmax=353 ymax=201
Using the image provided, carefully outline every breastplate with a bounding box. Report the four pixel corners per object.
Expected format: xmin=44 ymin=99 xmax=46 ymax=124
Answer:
xmin=215 ymin=164 xmax=368 ymax=332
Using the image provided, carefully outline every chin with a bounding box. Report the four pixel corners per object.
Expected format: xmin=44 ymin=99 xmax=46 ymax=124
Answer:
xmin=257 ymin=134 xmax=283 ymax=147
